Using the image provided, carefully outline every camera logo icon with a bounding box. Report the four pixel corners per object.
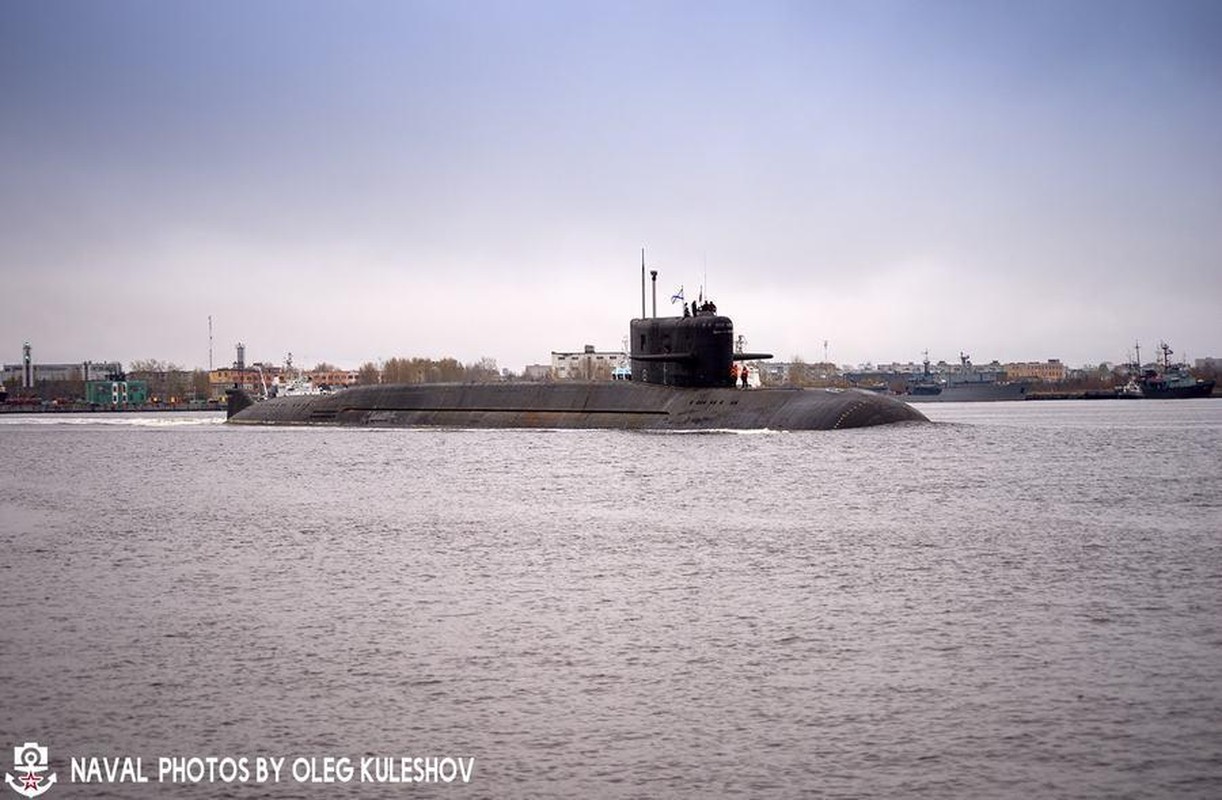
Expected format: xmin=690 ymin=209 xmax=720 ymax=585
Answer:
xmin=5 ymin=742 xmax=56 ymax=798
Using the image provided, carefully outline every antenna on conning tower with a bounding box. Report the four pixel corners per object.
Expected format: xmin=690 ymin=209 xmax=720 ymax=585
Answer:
xmin=640 ymin=248 xmax=646 ymax=319
xmin=650 ymin=270 xmax=658 ymax=318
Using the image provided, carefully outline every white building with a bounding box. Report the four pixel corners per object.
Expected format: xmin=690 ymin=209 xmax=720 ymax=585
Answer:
xmin=550 ymin=345 xmax=624 ymax=380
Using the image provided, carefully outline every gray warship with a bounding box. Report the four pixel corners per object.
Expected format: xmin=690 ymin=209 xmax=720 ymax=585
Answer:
xmin=903 ymin=352 xmax=1029 ymax=402
xmin=227 ymin=266 xmax=926 ymax=431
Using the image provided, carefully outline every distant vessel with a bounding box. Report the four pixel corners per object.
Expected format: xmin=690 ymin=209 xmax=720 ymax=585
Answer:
xmin=267 ymin=352 xmax=335 ymax=398
xmin=1122 ymin=342 xmax=1215 ymax=399
xmin=271 ymin=375 xmax=325 ymax=397
xmin=905 ymin=351 xmax=943 ymax=398
xmin=227 ymin=257 xmax=927 ymax=431
xmin=904 ymin=352 xmax=1029 ymax=402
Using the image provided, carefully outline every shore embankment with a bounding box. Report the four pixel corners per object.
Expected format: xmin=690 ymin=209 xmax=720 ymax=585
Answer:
xmin=1025 ymin=389 xmax=1220 ymax=400
xmin=0 ymin=402 xmax=226 ymax=414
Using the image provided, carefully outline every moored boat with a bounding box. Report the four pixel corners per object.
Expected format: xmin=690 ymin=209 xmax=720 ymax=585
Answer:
xmin=1122 ymin=342 xmax=1216 ymax=399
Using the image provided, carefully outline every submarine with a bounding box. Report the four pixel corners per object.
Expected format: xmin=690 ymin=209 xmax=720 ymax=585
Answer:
xmin=227 ymin=264 xmax=927 ymax=431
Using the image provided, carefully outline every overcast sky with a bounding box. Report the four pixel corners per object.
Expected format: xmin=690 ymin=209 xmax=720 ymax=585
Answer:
xmin=2 ymin=0 xmax=1219 ymax=372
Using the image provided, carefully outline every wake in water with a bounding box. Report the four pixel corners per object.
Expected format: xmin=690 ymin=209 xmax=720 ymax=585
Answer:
xmin=644 ymin=427 xmax=786 ymax=436
xmin=0 ymin=413 xmax=225 ymax=427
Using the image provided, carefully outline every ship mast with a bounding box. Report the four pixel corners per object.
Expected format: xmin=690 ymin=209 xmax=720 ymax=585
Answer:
xmin=1159 ymin=341 xmax=1173 ymax=370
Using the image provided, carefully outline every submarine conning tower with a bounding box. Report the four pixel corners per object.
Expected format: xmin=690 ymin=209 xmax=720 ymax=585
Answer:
xmin=630 ymin=313 xmax=736 ymax=388
xmin=629 ymin=254 xmax=772 ymax=388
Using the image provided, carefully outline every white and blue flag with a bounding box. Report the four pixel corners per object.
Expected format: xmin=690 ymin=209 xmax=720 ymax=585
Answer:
xmin=670 ymin=286 xmax=685 ymax=304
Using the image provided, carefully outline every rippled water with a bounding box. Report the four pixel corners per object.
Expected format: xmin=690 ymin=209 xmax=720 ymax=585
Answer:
xmin=2 ymin=400 xmax=1220 ymax=798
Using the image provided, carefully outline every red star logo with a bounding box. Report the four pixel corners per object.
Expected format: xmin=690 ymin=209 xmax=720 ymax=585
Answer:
xmin=21 ymin=770 xmax=43 ymax=791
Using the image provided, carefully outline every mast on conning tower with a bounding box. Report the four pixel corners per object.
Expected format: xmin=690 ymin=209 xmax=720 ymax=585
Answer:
xmin=640 ymin=248 xmax=646 ymax=319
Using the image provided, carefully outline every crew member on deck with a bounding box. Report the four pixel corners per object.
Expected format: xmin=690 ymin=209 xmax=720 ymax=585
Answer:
xmin=741 ymin=365 xmax=749 ymax=388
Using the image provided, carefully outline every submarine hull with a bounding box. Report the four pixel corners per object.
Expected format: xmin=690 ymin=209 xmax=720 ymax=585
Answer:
xmin=227 ymin=382 xmax=926 ymax=430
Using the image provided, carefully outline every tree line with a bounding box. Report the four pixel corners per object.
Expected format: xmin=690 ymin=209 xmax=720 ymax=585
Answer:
xmin=356 ymin=357 xmax=501 ymax=385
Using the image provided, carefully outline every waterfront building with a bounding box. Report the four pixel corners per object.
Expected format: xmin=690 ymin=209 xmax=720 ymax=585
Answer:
xmin=308 ymin=368 xmax=359 ymax=389
xmin=1004 ymin=359 xmax=1068 ymax=383
xmin=550 ymin=345 xmax=623 ymax=380
xmin=208 ymin=365 xmax=280 ymax=399
xmin=2 ymin=356 xmax=122 ymax=386
xmin=874 ymin=361 xmax=933 ymax=376
xmin=760 ymin=361 xmax=842 ymax=385
xmin=85 ymin=379 xmax=149 ymax=407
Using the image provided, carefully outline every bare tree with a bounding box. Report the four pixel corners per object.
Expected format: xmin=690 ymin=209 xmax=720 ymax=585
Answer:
xmin=357 ymin=362 xmax=381 ymax=385
xmin=787 ymin=356 xmax=809 ymax=387
xmin=128 ymin=359 xmax=185 ymax=403
xmin=464 ymin=357 xmax=500 ymax=382
xmin=190 ymin=369 xmax=210 ymax=400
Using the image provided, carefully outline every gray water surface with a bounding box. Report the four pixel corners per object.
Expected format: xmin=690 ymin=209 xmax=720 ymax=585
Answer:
xmin=2 ymin=400 xmax=1220 ymax=798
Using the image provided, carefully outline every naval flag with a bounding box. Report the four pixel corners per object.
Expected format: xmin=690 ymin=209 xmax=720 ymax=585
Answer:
xmin=670 ymin=286 xmax=685 ymax=304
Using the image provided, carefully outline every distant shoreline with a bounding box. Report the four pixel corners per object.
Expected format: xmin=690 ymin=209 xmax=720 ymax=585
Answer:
xmin=1024 ymin=390 xmax=1220 ymax=401
xmin=3 ymin=391 xmax=1216 ymax=415
xmin=0 ymin=403 xmax=225 ymax=414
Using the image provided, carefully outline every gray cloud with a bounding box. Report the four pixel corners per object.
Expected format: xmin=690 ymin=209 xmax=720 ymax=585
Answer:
xmin=2 ymin=1 xmax=1219 ymax=371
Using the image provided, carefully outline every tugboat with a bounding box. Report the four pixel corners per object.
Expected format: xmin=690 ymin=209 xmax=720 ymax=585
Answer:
xmin=1124 ymin=342 xmax=1216 ymax=399
xmin=226 ymin=258 xmax=927 ymax=431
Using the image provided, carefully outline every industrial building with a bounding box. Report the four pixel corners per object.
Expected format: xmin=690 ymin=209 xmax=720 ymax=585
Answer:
xmin=1 ymin=343 xmax=121 ymax=388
